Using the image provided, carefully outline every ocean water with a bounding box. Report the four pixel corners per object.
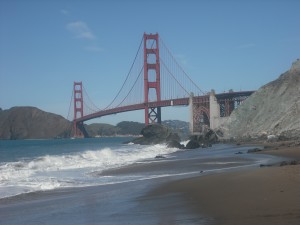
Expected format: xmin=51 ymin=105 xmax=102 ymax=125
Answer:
xmin=0 ymin=138 xmax=282 ymax=225
xmin=0 ymin=137 xmax=183 ymax=199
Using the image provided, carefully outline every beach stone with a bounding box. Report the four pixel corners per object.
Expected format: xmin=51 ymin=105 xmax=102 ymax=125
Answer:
xmin=185 ymin=140 xmax=200 ymax=149
xmin=260 ymin=164 xmax=272 ymax=167
xmin=247 ymin=148 xmax=262 ymax=153
xmin=290 ymin=160 xmax=298 ymax=165
xmin=280 ymin=161 xmax=288 ymax=166
xmin=235 ymin=151 xmax=243 ymax=154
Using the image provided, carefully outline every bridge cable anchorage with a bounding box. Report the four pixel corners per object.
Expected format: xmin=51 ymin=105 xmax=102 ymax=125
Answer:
xmin=103 ymin=35 xmax=144 ymax=110
xmin=159 ymin=37 xmax=207 ymax=96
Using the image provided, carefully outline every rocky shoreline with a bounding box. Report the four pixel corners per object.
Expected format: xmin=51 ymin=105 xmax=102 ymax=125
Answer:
xmin=128 ymin=124 xmax=218 ymax=150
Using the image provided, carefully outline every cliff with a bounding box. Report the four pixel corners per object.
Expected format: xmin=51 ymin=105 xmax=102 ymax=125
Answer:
xmin=0 ymin=107 xmax=71 ymax=140
xmin=221 ymin=59 xmax=300 ymax=140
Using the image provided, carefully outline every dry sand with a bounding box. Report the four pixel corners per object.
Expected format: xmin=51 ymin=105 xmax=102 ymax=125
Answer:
xmin=149 ymin=143 xmax=300 ymax=225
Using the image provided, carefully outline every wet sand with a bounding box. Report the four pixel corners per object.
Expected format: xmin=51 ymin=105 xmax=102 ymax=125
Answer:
xmin=149 ymin=143 xmax=300 ymax=225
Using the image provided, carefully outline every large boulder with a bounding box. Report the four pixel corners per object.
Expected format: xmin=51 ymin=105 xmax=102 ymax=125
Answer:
xmin=130 ymin=124 xmax=181 ymax=146
xmin=167 ymin=139 xmax=185 ymax=149
xmin=185 ymin=128 xmax=218 ymax=149
xmin=185 ymin=140 xmax=200 ymax=149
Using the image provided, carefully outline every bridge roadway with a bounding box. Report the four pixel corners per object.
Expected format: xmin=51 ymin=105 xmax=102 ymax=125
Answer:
xmin=75 ymin=91 xmax=254 ymax=123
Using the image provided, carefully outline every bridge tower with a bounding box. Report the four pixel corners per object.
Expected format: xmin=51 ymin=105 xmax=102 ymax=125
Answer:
xmin=144 ymin=33 xmax=161 ymax=125
xmin=73 ymin=82 xmax=84 ymax=138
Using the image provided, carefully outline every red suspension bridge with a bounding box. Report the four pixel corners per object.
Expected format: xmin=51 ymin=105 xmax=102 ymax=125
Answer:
xmin=68 ymin=33 xmax=254 ymax=138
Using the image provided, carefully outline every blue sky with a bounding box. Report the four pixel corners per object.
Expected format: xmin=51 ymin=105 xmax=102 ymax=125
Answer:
xmin=1 ymin=0 xmax=299 ymax=124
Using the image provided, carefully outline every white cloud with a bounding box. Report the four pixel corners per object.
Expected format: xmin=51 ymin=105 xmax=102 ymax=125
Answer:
xmin=66 ymin=21 xmax=96 ymax=40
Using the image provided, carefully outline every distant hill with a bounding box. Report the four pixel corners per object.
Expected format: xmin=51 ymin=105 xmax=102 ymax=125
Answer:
xmin=116 ymin=121 xmax=145 ymax=135
xmin=0 ymin=107 xmax=71 ymax=140
xmin=84 ymin=121 xmax=145 ymax=137
xmin=85 ymin=120 xmax=189 ymax=138
xmin=221 ymin=59 xmax=300 ymax=140
xmin=0 ymin=106 xmax=190 ymax=140
xmin=85 ymin=123 xmax=118 ymax=137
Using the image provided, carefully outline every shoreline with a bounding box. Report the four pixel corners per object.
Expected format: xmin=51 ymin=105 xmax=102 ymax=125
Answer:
xmin=1 ymin=141 xmax=299 ymax=225
xmin=147 ymin=141 xmax=300 ymax=225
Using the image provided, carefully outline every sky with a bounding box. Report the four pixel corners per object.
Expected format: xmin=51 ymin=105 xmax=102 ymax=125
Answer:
xmin=1 ymin=0 xmax=300 ymax=125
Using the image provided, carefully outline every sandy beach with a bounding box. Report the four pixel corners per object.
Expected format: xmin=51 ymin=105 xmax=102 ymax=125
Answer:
xmin=149 ymin=142 xmax=300 ymax=225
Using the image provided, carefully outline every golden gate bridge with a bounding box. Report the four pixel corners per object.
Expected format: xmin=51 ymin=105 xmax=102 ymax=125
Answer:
xmin=68 ymin=33 xmax=253 ymax=138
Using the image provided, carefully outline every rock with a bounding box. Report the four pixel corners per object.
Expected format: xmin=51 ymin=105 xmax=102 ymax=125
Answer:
xmin=185 ymin=140 xmax=200 ymax=149
xmin=166 ymin=132 xmax=181 ymax=143
xmin=141 ymin=124 xmax=169 ymax=138
xmin=183 ymin=128 xmax=218 ymax=149
xmin=205 ymin=129 xmax=218 ymax=142
xmin=290 ymin=160 xmax=298 ymax=165
xmin=167 ymin=140 xmax=185 ymax=149
xmin=260 ymin=164 xmax=272 ymax=167
xmin=247 ymin=148 xmax=262 ymax=153
xmin=155 ymin=155 xmax=166 ymax=159
xmin=267 ymin=135 xmax=277 ymax=142
xmin=280 ymin=160 xmax=298 ymax=166
xmin=131 ymin=124 xmax=182 ymax=147
xmin=235 ymin=151 xmax=243 ymax=154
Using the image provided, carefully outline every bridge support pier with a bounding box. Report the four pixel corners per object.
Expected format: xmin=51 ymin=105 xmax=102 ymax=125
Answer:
xmin=209 ymin=91 xmax=220 ymax=130
xmin=143 ymin=33 xmax=161 ymax=125
xmin=73 ymin=81 xmax=87 ymax=138
xmin=189 ymin=94 xmax=210 ymax=134
xmin=146 ymin=106 xmax=161 ymax=124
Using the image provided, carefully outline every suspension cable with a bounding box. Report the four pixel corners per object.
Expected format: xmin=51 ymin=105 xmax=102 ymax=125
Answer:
xmin=159 ymin=37 xmax=206 ymax=95
xmin=82 ymin=84 xmax=101 ymax=111
xmin=103 ymin=35 xmax=144 ymax=110
xmin=115 ymin=65 xmax=144 ymax=107
xmin=160 ymin=58 xmax=190 ymax=96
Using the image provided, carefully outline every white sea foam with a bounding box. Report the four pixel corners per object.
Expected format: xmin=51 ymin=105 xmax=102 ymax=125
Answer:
xmin=0 ymin=144 xmax=178 ymax=198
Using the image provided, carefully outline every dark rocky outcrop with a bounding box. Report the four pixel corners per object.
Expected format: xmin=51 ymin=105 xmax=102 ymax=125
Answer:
xmin=185 ymin=139 xmax=200 ymax=149
xmin=0 ymin=107 xmax=71 ymax=140
xmin=130 ymin=124 xmax=182 ymax=147
xmin=167 ymin=139 xmax=185 ymax=149
xmin=185 ymin=128 xmax=218 ymax=149
xmin=130 ymin=123 xmax=217 ymax=150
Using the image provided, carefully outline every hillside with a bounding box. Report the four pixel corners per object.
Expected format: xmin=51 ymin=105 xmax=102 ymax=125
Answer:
xmin=221 ymin=59 xmax=300 ymax=140
xmin=0 ymin=107 xmax=71 ymax=140
xmin=85 ymin=123 xmax=117 ymax=137
xmin=85 ymin=121 xmax=145 ymax=137
xmin=0 ymin=106 xmax=190 ymax=140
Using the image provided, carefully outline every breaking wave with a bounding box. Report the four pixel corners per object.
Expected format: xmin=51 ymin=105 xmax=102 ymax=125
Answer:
xmin=0 ymin=144 xmax=178 ymax=198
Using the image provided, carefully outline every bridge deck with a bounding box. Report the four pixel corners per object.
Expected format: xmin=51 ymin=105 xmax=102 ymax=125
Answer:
xmin=74 ymin=91 xmax=254 ymax=123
